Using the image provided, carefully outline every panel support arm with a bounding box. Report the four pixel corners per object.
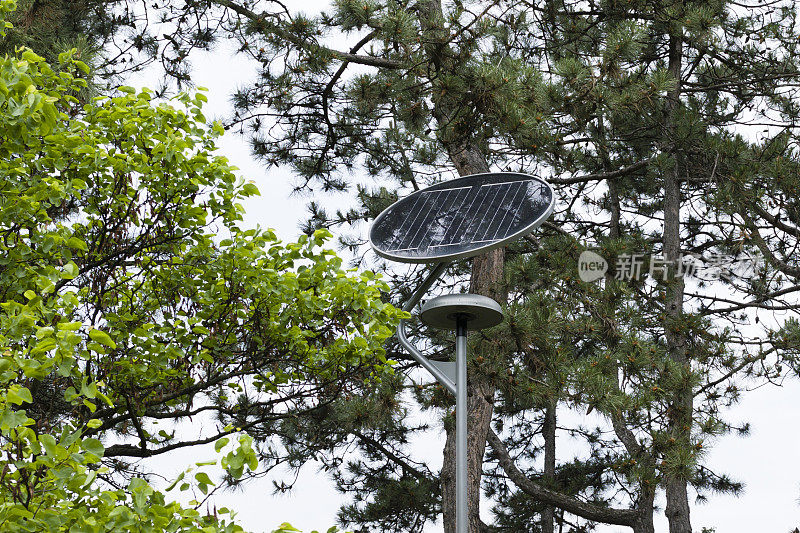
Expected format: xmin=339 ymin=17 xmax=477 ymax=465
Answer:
xmin=396 ymin=262 xmax=456 ymax=395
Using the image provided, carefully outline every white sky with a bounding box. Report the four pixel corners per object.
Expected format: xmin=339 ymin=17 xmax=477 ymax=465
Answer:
xmin=125 ymin=8 xmax=800 ymax=533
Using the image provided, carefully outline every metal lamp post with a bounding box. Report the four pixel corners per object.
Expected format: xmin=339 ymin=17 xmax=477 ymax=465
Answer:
xmin=419 ymin=294 xmax=503 ymax=532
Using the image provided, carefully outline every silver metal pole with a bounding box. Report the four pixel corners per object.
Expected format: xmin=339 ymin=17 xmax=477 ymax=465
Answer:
xmin=455 ymin=315 xmax=468 ymax=533
xmin=394 ymin=263 xmax=470 ymax=530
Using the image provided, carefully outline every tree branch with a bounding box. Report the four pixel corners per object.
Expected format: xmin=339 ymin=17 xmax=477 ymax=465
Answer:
xmin=550 ymin=157 xmax=655 ymax=185
xmin=738 ymin=208 xmax=800 ymax=278
xmin=752 ymin=202 xmax=800 ymax=239
xmin=486 ymin=429 xmax=639 ymax=526
xmin=210 ymin=0 xmax=402 ymax=68
xmin=352 ymin=430 xmax=431 ymax=481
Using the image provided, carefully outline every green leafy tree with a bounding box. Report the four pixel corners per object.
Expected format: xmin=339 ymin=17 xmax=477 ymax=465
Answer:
xmin=0 ymin=2 xmax=404 ymax=530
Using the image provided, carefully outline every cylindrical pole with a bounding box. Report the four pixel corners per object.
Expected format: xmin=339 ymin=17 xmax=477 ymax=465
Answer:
xmin=455 ymin=315 xmax=468 ymax=533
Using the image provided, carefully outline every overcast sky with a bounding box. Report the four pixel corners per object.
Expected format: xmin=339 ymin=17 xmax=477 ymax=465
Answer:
xmin=127 ymin=8 xmax=800 ymax=532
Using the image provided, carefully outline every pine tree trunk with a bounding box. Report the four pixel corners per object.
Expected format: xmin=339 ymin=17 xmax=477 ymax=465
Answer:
xmin=632 ymin=489 xmax=656 ymax=533
xmin=632 ymin=514 xmax=656 ymax=533
xmin=541 ymin=401 xmax=557 ymax=533
xmin=663 ymin=19 xmax=693 ymax=533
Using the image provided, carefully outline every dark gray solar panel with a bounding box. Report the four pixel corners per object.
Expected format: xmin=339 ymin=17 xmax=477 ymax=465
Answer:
xmin=370 ymin=172 xmax=554 ymax=263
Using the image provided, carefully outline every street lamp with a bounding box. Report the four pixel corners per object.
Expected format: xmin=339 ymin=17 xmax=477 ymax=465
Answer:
xmin=370 ymin=172 xmax=555 ymax=532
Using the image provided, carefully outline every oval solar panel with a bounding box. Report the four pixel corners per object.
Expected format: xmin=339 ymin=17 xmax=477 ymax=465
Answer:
xmin=370 ymin=172 xmax=555 ymax=263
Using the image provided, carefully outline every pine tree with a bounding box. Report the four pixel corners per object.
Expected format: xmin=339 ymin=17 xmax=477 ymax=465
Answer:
xmin=33 ymin=0 xmax=800 ymax=531
xmin=0 ymin=0 xmax=130 ymax=94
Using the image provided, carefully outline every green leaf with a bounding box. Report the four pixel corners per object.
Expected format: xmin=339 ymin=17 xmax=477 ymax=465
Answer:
xmin=61 ymin=262 xmax=79 ymax=279
xmin=39 ymin=434 xmax=57 ymax=457
xmin=194 ymin=472 xmax=215 ymax=486
xmin=7 ymin=385 xmax=32 ymax=405
xmin=165 ymin=471 xmax=185 ymax=492
xmin=0 ymin=410 xmax=29 ymax=431
xmin=214 ymin=437 xmax=230 ymax=452
xmin=66 ymin=236 xmax=88 ymax=252
xmin=88 ymin=329 xmax=116 ymax=349
xmin=242 ymin=182 xmax=260 ymax=196
xmin=272 ymin=524 xmax=302 ymax=533
xmin=81 ymin=438 xmax=105 ymax=458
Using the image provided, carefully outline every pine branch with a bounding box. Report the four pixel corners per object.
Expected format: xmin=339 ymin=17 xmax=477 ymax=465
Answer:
xmin=487 ymin=429 xmax=641 ymax=527
xmin=209 ymin=0 xmax=402 ymax=68
xmin=550 ymin=157 xmax=656 ymax=185
xmin=696 ymin=347 xmax=774 ymax=396
xmin=352 ymin=430 xmax=431 ymax=481
xmin=695 ymin=284 xmax=800 ymax=315
xmin=738 ymin=209 xmax=800 ymax=278
xmin=752 ymin=202 xmax=800 ymax=239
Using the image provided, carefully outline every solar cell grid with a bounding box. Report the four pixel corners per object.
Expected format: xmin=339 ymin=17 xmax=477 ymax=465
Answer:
xmin=490 ymin=181 xmax=527 ymax=241
xmin=370 ymin=172 xmax=554 ymax=263
xmin=391 ymin=186 xmax=471 ymax=251
xmin=470 ymin=182 xmax=520 ymax=244
xmin=388 ymin=182 xmax=527 ymax=253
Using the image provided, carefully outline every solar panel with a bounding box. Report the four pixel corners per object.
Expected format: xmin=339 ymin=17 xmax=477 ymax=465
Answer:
xmin=370 ymin=172 xmax=554 ymax=263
